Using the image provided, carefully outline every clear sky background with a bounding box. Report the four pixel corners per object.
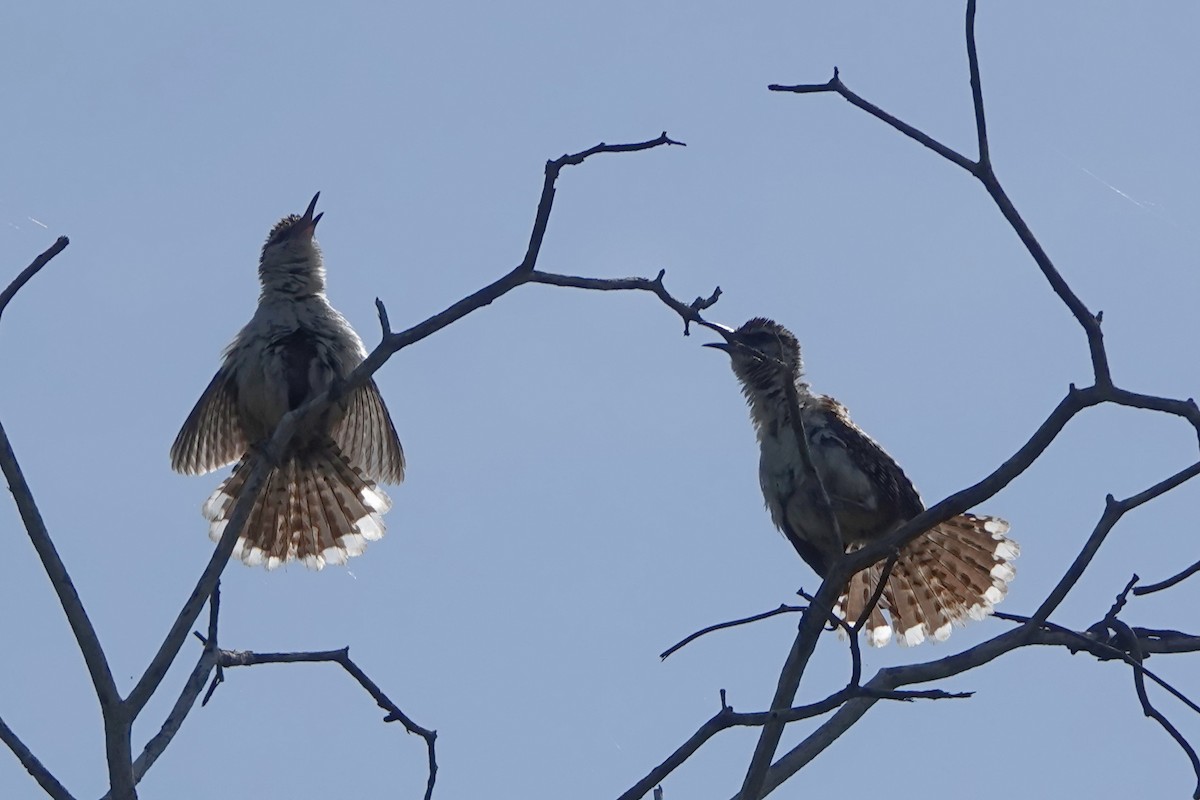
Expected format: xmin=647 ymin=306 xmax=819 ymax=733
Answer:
xmin=3 ymin=2 xmax=1199 ymax=799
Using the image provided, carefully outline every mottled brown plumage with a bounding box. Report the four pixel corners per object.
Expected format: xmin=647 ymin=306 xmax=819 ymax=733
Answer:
xmin=171 ymin=193 xmax=405 ymax=569
xmin=708 ymin=317 xmax=1017 ymax=645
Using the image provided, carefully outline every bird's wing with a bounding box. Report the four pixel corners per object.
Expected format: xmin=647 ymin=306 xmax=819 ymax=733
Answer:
xmin=807 ymin=395 xmax=925 ymax=524
xmin=170 ymin=369 xmax=247 ymax=476
xmin=333 ymin=379 xmax=405 ymax=484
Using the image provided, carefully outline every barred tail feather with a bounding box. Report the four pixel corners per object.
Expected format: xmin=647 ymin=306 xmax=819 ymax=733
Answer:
xmin=202 ymin=444 xmax=392 ymax=570
xmin=836 ymin=514 xmax=1018 ymax=647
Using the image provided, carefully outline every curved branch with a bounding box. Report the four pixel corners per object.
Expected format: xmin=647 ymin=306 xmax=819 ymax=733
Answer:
xmin=216 ymin=647 xmax=438 ymax=800
xmin=0 ymin=237 xmax=69 ymax=323
xmin=660 ymin=604 xmax=804 ymax=661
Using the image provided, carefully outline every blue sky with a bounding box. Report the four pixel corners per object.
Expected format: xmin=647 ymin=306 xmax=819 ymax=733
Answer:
xmin=3 ymin=2 xmax=1199 ymax=798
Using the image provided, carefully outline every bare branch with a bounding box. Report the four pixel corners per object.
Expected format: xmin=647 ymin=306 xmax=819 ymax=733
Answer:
xmin=660 ymin=604 xmax=804 ymax=661
xmin=965 ymin=0 xmax=989 ymax=169
xmin=0 ymin=236 xmax=69 ymax=324
xmin=528 ymin=269 xmax=721 ymax=336
xmin=620 ymin=676 xmax=967 ymax=800
xmin=117 ymin=650 xmax=215 ymax=794
xmin=375 ymin=297 xmax=392 ymax=336
xmin=1110 ymin=620 xmax=1200 ymax=799
xmin=771 ymin=4 xmax=1111 ymax=385
xmin=127 ymin=455 xmax=274 ymax=715
xmin=216 ymin=647 xmax=438 ymax=800
xmin=737 ymin=576 xmax=843 ymax=800
xmin=0 ymin=420 xmax=120 ymax=711
xmin=768 ymin=70 xmax=975 ymax=171
xmin=1030 ymin=461 xmax=1200 ymax=628
xmin=520 ymin=133 xmax=685 ymax=274
xmin=0 ymin=240 xmax=120 ymax=740
xmin=0 ymin=715 xmax=75 ymax=800
xmin=1136 ymin=557 xmax=1200 ymax=596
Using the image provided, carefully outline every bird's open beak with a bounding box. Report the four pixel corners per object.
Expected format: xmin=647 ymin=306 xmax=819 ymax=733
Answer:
xmin=703 ymin=326 xmax=737 ymax=353
xmin=300 ymin=192 xmax=323 ymax=235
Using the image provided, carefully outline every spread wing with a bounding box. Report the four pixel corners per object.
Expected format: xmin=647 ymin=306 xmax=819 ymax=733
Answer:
xmin=333 ymin=378 xmax=405 ymax=484
xmin=170 ymin=369 xmax=247 ymax=476
xmin=808 ymin=395 xmax=924 ymax=529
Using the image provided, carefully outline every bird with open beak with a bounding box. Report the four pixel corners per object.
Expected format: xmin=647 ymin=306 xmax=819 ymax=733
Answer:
xmin=707 ymin=317 xmax=1017 ymax=646
xmin=170 ymin=193 xmax=405 ymax=569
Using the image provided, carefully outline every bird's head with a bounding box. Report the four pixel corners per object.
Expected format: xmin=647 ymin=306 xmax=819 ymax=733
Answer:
xmin=704 ymin=317 xmax=804 ymax=393
xmin=258 ymin=193 xmax=326 ymax=296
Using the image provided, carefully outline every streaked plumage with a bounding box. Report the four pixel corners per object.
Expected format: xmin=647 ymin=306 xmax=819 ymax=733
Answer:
xmin=171 ymin=193 xmax=404 ymax=569
xmin=708 ymin=317 xmax=1017 ymax=645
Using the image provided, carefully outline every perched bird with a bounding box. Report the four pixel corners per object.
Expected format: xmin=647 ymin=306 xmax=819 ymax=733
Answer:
xmin=170 ymin=193 xmax=405 ymax=569
xmin=707 ymin=317 xmax=1017 ymax=646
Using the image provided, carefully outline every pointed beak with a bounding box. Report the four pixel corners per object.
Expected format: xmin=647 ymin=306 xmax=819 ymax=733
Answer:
xmin=300 ymin=192 xmax=323 ymax=236
xmin=703 ymin=326 xmax=737 ymax=353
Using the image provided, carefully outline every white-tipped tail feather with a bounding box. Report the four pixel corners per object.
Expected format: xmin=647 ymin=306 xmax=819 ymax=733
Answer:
xmin=836 ymin=514 xmax=1018 ymax=647
xmin=203 ymin=444 xmax=391 ymax=570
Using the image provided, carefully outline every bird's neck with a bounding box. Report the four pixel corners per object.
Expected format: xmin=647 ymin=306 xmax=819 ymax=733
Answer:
xmin=744 ymin=375 xmax=813 ymax=441
xmin=258 ymin=255 xmax=327 ymax=300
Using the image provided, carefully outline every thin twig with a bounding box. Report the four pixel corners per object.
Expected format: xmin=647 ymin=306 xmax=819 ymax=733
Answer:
xmin=660 ymin=605 xmax=804 ymax=661
xmin=618 ymin=673 xmax=968 ymax=800
xmin=964 ymin=0 xmax=989 ymax=169
xmin=1110 ymin=620 xmax=1200 ymax=799
xmin=217 ymin=647 xmax=438 ymax=800
xmin=1135 ymin=556 xmax=1200 ymax=596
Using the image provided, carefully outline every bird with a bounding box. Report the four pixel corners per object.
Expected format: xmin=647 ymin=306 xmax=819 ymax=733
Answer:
xmin=706 ymin=317 xmax=1017 ymax=646
xmin=170 ymin=193 xmax=405 ymax=569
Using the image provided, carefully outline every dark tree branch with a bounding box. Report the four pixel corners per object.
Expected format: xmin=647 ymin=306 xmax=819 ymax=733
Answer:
xmin=374 ymin=297 xmax=392 ymax=337
xmin=768 ymin=70 xmax=975 ymax=171
xmin=660 ymin=604 xmax=804 ymax=661
xmin=528 ymin=269 xmax=721 ymax=336
xmin=127 ymin=456 xmax=273 ymax=716
xmin=0 ymin=716 xmax=75 ymax=800
xmin=521 ymin=133 xmax=685 ymax=273
xmin=1 ymin=239 xmax=136 ymax=797
xmin=965 ymin=0 xmax=989 ymax=169
xmin=619 ymin=674 xmax=968 ymax=800
xmin=1030 ymin=461 xmax=1200 ymax=628
xmin=736 ymin=577 xmax=843 ymax=800
xmin=0 ymin=236 xmax=69 ymax=324
xmin=1136 ymin=557 xmax=1200 ymax=596
xmin=770 ymin=1 xmax=1111 ymax=386
xmin=216 ymin=647 xmax=438 ymax=800
xmin=0 ymin=422 xmax=120 ymax=711
xmin=1110 ymin=620 xmax=1200 ymax=799
xmin=995 ymin=611 xmax=1200 ymax=714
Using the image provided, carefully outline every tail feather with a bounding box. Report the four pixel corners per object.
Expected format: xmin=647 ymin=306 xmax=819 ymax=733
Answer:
xmin=839 ymin=556 xmax=892 ymax=646
xmin=202 ymin=442 xmax=392 ymax=570
xmin=836 ymin=514 xmax=1017 ymax=646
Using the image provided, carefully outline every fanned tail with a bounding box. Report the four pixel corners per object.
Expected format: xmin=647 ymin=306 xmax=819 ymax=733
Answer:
xmin=837 ymin=514 xmax=1018 ymax=646
xmin=202 ymin=442 xmax=392 ymax=570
